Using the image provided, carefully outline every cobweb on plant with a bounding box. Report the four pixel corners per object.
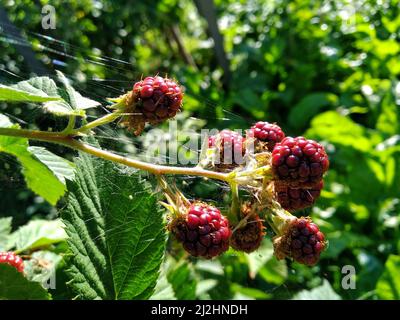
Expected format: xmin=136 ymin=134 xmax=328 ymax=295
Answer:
xmin=0 ymin=26 xmax=296 ymax=298
xmin=0 ymin=21 xmax=244 ymax=181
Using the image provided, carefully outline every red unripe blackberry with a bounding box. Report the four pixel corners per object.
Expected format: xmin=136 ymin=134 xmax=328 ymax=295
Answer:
xmin=275 ymin=180 xmax=324 ymax=212
xmin=124 ymin=76 xmax=183 ymax=135
xmin=133 ymin=76 xmax=183 ymax=119
xmin=169 ymin=202 xmax=231 ymax=259
xmin=273 ymin=217 xmax=326 ymax=266
xmin=208 ymin=129 xmax=245 ymax=171
xmin=271 ymin=136 xmax=329 ymax=187
xmin=0 ymin=252 xmax=24 ymax=273
xmin=247 ymin=122 xmax=285 ymax=152
xmin=230 ymin=204 xmax=265 ymax=253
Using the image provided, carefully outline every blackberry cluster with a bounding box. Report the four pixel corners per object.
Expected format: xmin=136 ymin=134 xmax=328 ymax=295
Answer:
xmin=146 ymin=95 xmax=329 ymax=264
xmin=0 ymin=252 xmax=24 ymax=273
xmin=275 ymin=180 xmax=324 ymax=212
xmin=124 ymin=76 xmax=183 ymax=135
xmin=208 ymin=129 xmax=245 ymax=170
xmin=230 ymin=202 xmax=265 ymax=253
xmin=247 ymin=121 xmax=285 ymax=152
xmin=230 ymin=216 xmax=265 ymax=253
xmin=273 ymin=217 xmax=326 ymax=266
xmin=169 ymin=203 xmax=231 ymax=259
xmin=271 ymin=136 xmax=329 ymax=187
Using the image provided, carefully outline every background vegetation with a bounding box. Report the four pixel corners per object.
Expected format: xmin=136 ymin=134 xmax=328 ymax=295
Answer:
xmin=0 ymin=0 xmax=399 ymax=300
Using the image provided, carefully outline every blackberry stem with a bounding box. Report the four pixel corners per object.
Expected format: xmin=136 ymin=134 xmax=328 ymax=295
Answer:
xmin=264 ymin=202 xmax=296 ymax=235
xmin=0 ymin=127 xmax=230 ymax=182
xmin=227 ymin=182 xmax=240 ymax=225
xmin=71 ymin=101 xmax=125 ymax=134
xmin=61 ymin=115 xmax=77 ymax=134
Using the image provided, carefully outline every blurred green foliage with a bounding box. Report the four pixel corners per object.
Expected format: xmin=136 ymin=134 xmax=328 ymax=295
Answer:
xmin=0 ymin=0 xmax=399 ymax=300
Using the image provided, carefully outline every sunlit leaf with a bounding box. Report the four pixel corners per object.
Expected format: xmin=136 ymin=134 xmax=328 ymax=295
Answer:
xmin=292 ymin=280 xmax=341 ymax=300
xmin=376 ymin=255 xmax=400 ymax=300
xmin=0 ymin=77 xmax=61 ymax=103
xmin=12 ymin=219 xmax=67 ymax=253
xmin=62 ymin=148 xmax=166 ymax=299
xmin=289 ymin=92 xmax=338 ymax=129
xmin=56 ymin=71 xmax=100 ymax=110
xmin=0 ymin=115 xmax=66 ymax=205
xmin=0 ymin=217 xmax=12 ymax=251
xmin=28 ymin=146 xmax=76 ymax=184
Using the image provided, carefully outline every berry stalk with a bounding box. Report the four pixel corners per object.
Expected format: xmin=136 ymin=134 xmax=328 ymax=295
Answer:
xmin=71 ymin=110 xmax=123 ymax=134
xmin=71 ymin=100 xmax=127 ymax=134
xmin=227 ymin=182 xmax=240 ymax=225
xmin=0 ymin=126 xmax=231 ymax=182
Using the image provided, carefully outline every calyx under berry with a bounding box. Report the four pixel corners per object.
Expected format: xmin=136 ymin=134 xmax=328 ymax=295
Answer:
xmin=230 ymin=202 xmax=266 ymax=253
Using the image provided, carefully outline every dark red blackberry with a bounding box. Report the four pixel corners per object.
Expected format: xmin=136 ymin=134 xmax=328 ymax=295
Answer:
xmin=0 ymin=251 xmax=24 ymax=273
xmin=275 ymin=180 xmax=324 ymax=212
xmin=271 ymin=136 xmax=329 ymax=187
xmin=248 ymin=122 xmax=285 ymax=152
xmin=208 ymin=129 xmax=245 ymax=170
xmin=169 ymin=202 xmax=231 ymax=259
xmin=124 ymin=76 xmax=183 ymax=135
xmin=230 ymin=205 xmax=265 ymax=253
xmin=273 ymin=217 xmax=326 ymax=266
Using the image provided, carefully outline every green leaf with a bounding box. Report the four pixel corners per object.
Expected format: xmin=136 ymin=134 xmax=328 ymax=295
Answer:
xmin=231 ymin=88 xmax=266 ymax=119
xmin=62 ymin=150 xmax=166 ymax=300
xmin=12 ymin=219 xmax=67 ymax=253
xmin=150 ymin=263 xmax=176 ymax=300
xmin=292 ymin=279 xmax=341 ymax=300
xmin=0 ymin=264 xmax=51 ymax=300
xmin=0 ymin=115 xmax=66 ymax=205
xmin=376 ymin=92 xmax=400 ymax=136
xmin=323 ymin=231 xmax=372 ymax=259
xmin=28 ymin=146 xmax=76 ymax=184
xmin=289 ymin=92 xmax=338 ymax=129
xmin=245 ymin=238 xmax=274 ymax=278
xmin=0 ymin=77 xmax=61 ymax=103
xmin=376 ymin=255 xmax=400 ymax=299
xmin=196 ymin=279 xmax=218 ymax=298
xmin=0 ymin=75 xmax=97 ymax=117
xmin=41 ymin=71 xmax=100 ymax=117
xmin=56 ymin=71 xmax=100 ymax=110
xmin=0 ymin=114 xmax=13 ymax=128
xmin=167 ymin=260 xmax=197 ymax=300
xmin=42 ymin=100 xmax=86 ymax=117
xmin=356 ymin=251 xmax=384 ymax=294
xmin=306 ymin=111 xmax=373 ymax=152
xmin=258 ymin=258 xmax=288 ymax=285
xmin=195 ymin=260 xmax=224 ymax=275
xmin=231 ymin=283 xmax=271 ymax=300
xmin=0 ymin=217 xmax=12 ymax=251
xmin=150 ymin=275 xmax=176 ymax=300
xmin=14 ymin=153 xmax=66 ymax=205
